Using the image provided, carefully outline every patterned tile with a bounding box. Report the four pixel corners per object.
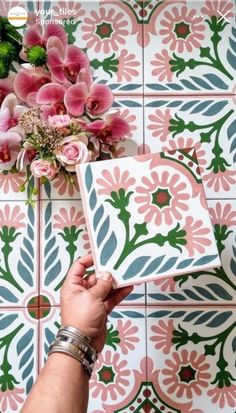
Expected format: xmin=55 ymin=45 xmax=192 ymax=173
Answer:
xmin=40 ymin=199 xmax=145 ymax=304
xmin=147 ymin=306 xmax=236 ymax=413
xmin=146 ymin=199 xmax=236 ymax=305
xmin=37 ymin=0 xmax=144 ymax=93
xmin=0 ymin=308 xmax=38 ymax=413
xmin=0 ymin=202 xmax=38 ymax=307
xmin=144 ymin=0 xmax=236 ymax=94
xmin=144 ymin=97 xmax=236 ymax=199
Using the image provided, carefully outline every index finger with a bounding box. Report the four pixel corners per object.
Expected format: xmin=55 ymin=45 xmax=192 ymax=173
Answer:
xmin=66 ymin=254 xmax=94 ymax=282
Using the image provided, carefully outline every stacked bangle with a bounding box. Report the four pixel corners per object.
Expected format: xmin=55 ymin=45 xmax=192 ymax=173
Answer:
xmin=48 ymin=326 xmax=98 ymax=378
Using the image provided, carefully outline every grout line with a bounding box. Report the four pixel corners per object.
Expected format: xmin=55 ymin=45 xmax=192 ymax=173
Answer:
xmin=114 ymin=92 xmax=236 ymax=98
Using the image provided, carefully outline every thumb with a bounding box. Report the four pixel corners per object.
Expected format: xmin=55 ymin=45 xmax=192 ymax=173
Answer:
xmin=91 ymin=272 xmax=113 ymax=300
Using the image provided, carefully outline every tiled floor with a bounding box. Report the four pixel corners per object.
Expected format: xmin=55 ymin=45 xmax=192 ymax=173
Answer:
xmin=0 ymin=1 xmax=236 ymax=412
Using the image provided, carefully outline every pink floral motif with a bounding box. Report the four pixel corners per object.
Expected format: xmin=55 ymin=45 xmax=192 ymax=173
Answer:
xmin=147 ymin=109 xmax=171 ymax=142
xmin=53 ymin=207 xmax=85 ymax=229
xmin=162 ymin=138 xmax=207 ymax=174
xmin=96 ymin=167 xmax=135 ymax=195
xmin=203 ymin=170 xmax=236 ymax=192
xmin=209 ymin=202 xmax=236 ymax=227
xmin=0 ymin=387 xmax=24 ymax=412
xmin=82 ymin=230 xmax=91 ymax=252
xmin=160 ymin=6 xmax=205 ymax=53
xmin=0 ymin=205 xmax=26 ymax=229
xmin=0 ymin=75 xmax=15 ymax=105
xmin=81 ymin=7 xmax=129 ymax=53
xmin=207 ymin=384 xmax=236 ymax=408
xmin=201 ymin=0 xmax=234 ymax=18
xmin=151 ymin=50 xmax=173 ymax=81
xmin=0 ymin=172 xmax=25 ymax=194
xmin=116 ymin=49 xmax=140 ymax=82
xmin=183 ymin=216 xmax=211 ymax=257
xmin=154 ymin=276 xmax=177 ymax=292
xmin=163 ymin=349 xmax=211 ymax=399
xmin=90 ymin=350 xmax=130 ymax=401
xmin=135 ymin=171 xmax=190 ymax=226
xmin=116 ymin=320 xmax=139 ymax=355
xmin=52 ymin=173 xmax=79 ymax=197
xmin=150 ymin=320 xmax=174 ymax=354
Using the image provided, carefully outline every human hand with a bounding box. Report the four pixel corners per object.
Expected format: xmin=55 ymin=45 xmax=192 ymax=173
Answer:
xmin=60 ymin=255 xmax=133 ymax=352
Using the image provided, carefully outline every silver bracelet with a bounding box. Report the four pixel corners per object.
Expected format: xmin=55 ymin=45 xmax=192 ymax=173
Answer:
xmin=55 ymin=333 xmax=98 ymax=364
xmin=59 ymin=326 xmax=91 ymax=344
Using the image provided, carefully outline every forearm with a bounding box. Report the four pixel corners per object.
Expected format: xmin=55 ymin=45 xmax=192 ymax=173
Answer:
xmin=20 ymin=353 xmax=89 ymax=413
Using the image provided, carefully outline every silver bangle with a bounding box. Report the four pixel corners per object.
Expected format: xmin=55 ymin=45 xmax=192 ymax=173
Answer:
xmin=59 ymin=326 xmax=91 ymax=344
xmin=55 ymin=333 xmax=98 ymax=364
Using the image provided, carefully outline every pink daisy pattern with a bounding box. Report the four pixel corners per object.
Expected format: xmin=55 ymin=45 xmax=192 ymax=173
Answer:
xmin=159 ymin=6 xmax=206 ymax=53
xmin=135 ymin=171 xmax=190 ymax=226
xmin=96 ymin=167 xmax=136 ymax=196
xmin=151 ymin=49 xmax=174 ymax=81
xmin=207 ymin=384 xmax=236 ymax=409
xmin=183 ymin=216 xmax=212 ymax=257
xmin=209 ymin=202 xmax=236 ymax=227
xmin=0 ymin=171 xmax=26 ymax=197
xmin=116 ymin=320 xmax=139 ymax=355
xmin=162 ymin=349 xmax=211 ymax=399
xmin=154 ymin=276 xmax=177 ymax=293
xmin=150 ymin=320 xmax=174 ymax=355
xmin=147 ymin=109 xmax=172 ymax=142
xmin=0 ymin=388 xmax=24 ymax=412
xmin=0 ymin=205 xmax=26 ymax=229
xmin=116 ymin=49 xmax=140 ymax=82
xmin=90 ymin=350 xmax=130 ymax=401
xmin=81 ymin=7 xmax=129 ymax=54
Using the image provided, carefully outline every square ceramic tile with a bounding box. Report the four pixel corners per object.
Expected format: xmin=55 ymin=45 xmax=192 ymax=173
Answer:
xmin=40 ymin=97 xmax=143 ymax=200
xmin=0 ymin=171 xmax=39 ymax=202
xmin=144 ymin=0 xmax=236 ymax=94
xmin=144 ymin=97 xmax=236 ymax=199
xmin=0 ymin=202 xmax=39 ymax=307
xmin=77 ymin=149 xmax=220 ymax=287
xmin=37 ymin=0 xmax=143 ymax=93
xmin=0 ymin=308 xmax=38 ymax=413
xmin=40 ymin=199 xmax=145 ymax=304
xmin=147 ymin=306 xmax=236 ymax=413
xmin=147 ymin=199 xmax=236 ymax=305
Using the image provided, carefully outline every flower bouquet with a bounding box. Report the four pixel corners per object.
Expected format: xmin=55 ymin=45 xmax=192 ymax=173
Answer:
xmin=0 ymin=18 xmax=130 ymax=204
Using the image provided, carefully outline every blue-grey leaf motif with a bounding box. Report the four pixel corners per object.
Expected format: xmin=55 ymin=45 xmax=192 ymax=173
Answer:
xmin=97 ymin=216 xmax=110 ymax=248
xmin=228 ymin=120 xmax=236 ymax=140
xmin=119 ymin=84 xmax=141 ymax=91
xmin=183 ymin=311 xmax=203 ymax=322
xmin=45 ymin=202 xmax=52 ymax=226
xmin=22 ymin=359 xmax=34 ymax=380
xmin=169 ymin=311 xmax=186 ymax=318
xmin=119 ymin=100 xmax=142 ymax=107
xmin=203 ymin=74 xmax=228 ymax=90
xmin=227 ymin=28 xmax=236 ymax=69
xmin=124 ymin=293 xmax=145 ymax=301
xmin=207 ymin=284 xmax=232 ymax=300
xmin=122 ymin=256 xmax=151 ymax=280
xmin=169 ymin=293 xmax=186 ymax=301
xmin=232 ymin=336 xmax=236 ymax=353
xmin=23 ymin=238 xmax=34 ymax=258
xmin=85 ymin=164 xmax=93 ymax=192
xmin=27 ymin=205 xmax=35 ymax=226
xmin=193 ymin=254 xmax=218 ymax=266
xmin=27 ymin=225 xmax=34 ymax=241
xmin=0 ymin=287 xmax=18 ymax=303
xmin=180 ymin=101 xmax=200 ymax=111
xmin=146 ymin=83 xmax=169 ymax=91
xmin=230 ymin=244 xmax=236 ymax=276
xmin=44 ymin=236 xmax=56 ymax=257
xmin=191 ymin=101 xmax=213 ymax=114
xmin=202 ymin=101 xmax=227 ymax=116
xmin=44 ymin=247 xmax=59 ymax=271
xmin=148 ymin=294 xmax=171 ymax=301
xmin=44 ymin=180 xmax=51 ymax=198
xmin=158 ymin=257 xmax=178 ymax=273
xmin=166 ymin=83 xmax=183 ymax=90
xmin=177 ymin=258 xmax=194 ymax=269
xmin=109 ymin=83 xmax=122 ymax=90
xmin=45 ymin=261 xmax=62 ymax=286
xmin=180 ymin=79 xmax=200 ymax=90
xmin=17 ymin=261 xmax=33 ymax=287
xmin=182 ymin=289 xmax=204 ymax=301
xmin=19 ymin=344 xmax=34 ymax=369
xmin=122 ymin=311 xmax=144 ymax=318
xmin=0 ymin=314 xmax=18 ymax=330
xmin=100 ymin=232 xmax=117 ymax=265
xmin=45 ymin=222 xmax=52 ymax=240
xmin=26 ymin=377 xmax=34 ymax=395
xmin=189 ymin=76 xmax=213 ymax=90
xmin=20 ymin=248 xmax=34 ymax=272
xmin=227 ymin=50 xmax=236 ymax=69
xmin=193 ymin=286 xmax=216 ymax=301
xmin=17 ymin=330 xmax=34 ymax=355
xmin=206 ymin=311 xmax=232 ymax=327
xmin=193 ymin=311 xmax=218 ymax=325
xmin=93 ymin=205 xmax=104 ymax=231
xmin=148 ymin=311 xmax=172 ymax=318
xmin=140 ymin=256 xmax=165 ymax=277
xmin=45 ymin=327 xmax=55 ymax=345
xmin=89 ymin=189 xmax=97 ymax=210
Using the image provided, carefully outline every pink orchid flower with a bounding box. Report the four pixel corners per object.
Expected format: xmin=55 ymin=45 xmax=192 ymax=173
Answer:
xmin=0 ymin=126 xmax=23 ymax=170
xmin=23 ymin=24 xmax=68 ymax=49
xmin=36 ymin=83 xmax=67 ymax=120
xmin=14 ymin=65 xmax=51 ymax=106
xmin=47 ymin=38 xmax=90 ymax=84
xmin=0 ymin=94 xmax=27 ymax=132
xmin=85 ymin=112 xmax=130 ymax=144
xmin=63 ymin=69 xmax=113 ymax=117
xmin=16 ymin=141 xmax=37 ymax=171
xmin=0 ymin=74 xmax=15 ymax=105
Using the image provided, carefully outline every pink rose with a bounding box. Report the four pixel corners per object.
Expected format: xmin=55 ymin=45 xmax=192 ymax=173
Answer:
xmin=48 ymin=114 xmax=71 ymax=128
xmin=30 ymin=159 xmax=58 ymax=180
xmin=56 ymin=136 xmax=90 ymax=172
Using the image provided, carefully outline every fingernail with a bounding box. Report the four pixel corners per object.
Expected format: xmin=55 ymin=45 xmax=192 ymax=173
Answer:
xmin=99 ymin=271 xmax=112 ymax=281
